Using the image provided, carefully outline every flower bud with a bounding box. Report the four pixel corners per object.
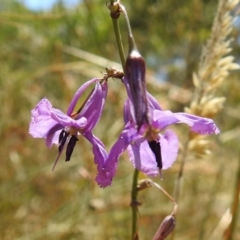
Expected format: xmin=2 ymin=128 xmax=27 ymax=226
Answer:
xmin=125 ymin=49 xmax=149 ymax=130
xmin=152 ymin=215 xmax=175 ymax=240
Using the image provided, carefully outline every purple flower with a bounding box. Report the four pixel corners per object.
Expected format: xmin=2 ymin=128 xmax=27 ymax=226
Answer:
xmin=94 ymin=77 xmax=220 ymax=188
xmin=29 ymin=78 xmax=108 ymax=170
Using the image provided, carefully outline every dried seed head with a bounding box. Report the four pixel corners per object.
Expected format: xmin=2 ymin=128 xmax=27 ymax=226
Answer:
xmin=136 ymin=179 xmax=153 ymax=191
xmin=188 ymin=136 xmax=211 ymax=157
xmin=152 ymin=215 xmax=175 ymax=240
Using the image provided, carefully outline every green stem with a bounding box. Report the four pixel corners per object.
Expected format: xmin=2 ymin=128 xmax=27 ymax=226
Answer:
xmin=131 ymin=168 xmax=139 ymax=239
xmin=111 ymin=18 xmax=126 ymax=73
xmin=119 ymin=3 xmax=137 ymax=54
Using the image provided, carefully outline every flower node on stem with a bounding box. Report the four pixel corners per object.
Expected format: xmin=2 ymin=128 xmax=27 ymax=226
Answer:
xmin=107 ymin=0 xmax=121 ymax=19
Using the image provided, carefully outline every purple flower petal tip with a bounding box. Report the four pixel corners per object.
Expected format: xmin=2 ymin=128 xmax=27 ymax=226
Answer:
xmin=95 ymin=170 xmax=113 ymax=188
xmin=29 ymin=98 xmax=57 ymax=139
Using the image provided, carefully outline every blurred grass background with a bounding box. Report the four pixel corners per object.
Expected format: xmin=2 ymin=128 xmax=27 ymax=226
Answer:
xmin=0 ymin=0 xmax=240 ymax=239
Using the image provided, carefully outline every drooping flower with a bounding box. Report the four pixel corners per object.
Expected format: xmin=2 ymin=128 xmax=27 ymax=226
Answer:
xmin=29 ymin=78 xmax=108 ymax=170
xmin=94 ymin=77 xmax=220 ymax=188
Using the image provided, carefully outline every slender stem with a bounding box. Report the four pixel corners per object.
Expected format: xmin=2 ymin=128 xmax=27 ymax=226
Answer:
xmin=119 ymin=3 xmax=137 ymax=53
xmin=131 ymin=168 xmax=139 ymax=239
xmin=111 ymin=18 xmax=126 ymax=72
xmin=151 ymin=181 xmax=178 ymax=216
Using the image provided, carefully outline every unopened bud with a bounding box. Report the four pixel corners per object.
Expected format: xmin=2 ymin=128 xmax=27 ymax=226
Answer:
xmin=152 ymin=215 xmax=175 ymax=240
xmin=125 ymin=49 xmax=149 ymax=130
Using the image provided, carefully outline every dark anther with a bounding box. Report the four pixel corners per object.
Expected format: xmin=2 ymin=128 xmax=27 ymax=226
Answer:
xmin=58 ymin=130 xmax=69 ymax=152
xmin=65 ymin=135 xmax=78 ymax=161
xmin=148 ymin=140 xmax=162 ymax=169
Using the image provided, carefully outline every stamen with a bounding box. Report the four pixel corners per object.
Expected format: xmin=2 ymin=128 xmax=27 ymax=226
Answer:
xmin=148 ymin=140 xmax=162 ymax=169
xmin=66 ymin=135 xmax=78 ymax=161
xmin=58 ymin=130 xmax=69 ymax=152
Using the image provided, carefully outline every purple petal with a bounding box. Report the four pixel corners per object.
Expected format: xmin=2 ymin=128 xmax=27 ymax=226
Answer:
xmin=51 ymin=108 xmax=87 ymax=129
xmin=159 ymin=129 xmax=178 ymax=170
xmin=83 ymin=132 xmax=111 ymax=188
xmin=29 ymin=98 xmax=87 ymax=148
xmin=67 ymin=78 xmax=99 ymax=116
xmin=127 ymin=139 xmax=159 ymax=176
xmin=123 ymin=77 xmax=132 ymax=100
xmin=29 ymin=98 xmax=62 ymax=140
xmin=105 ymin=124 xmax=133 ymax=168
xmin=46 ymin=124 xmax=62 ymax=148
xmin=95 ymin=123 xmax=133 ymax=187
xmin=147 ymin=92 xmax=162 ymax=110
xmin=123 ymin=98 xmax=134 ymax=124
xmin=83 ymin=132 xmax=107 ymax=167
xmin=152 ymin=110 xmax=220 ymax=135
xmin=174 ymin=113 xmax=220 ymax=134
xmin=152 ymin=110 xmax=180 ymax=130
xmin=78 ymin=82 xmax=108 ymax=132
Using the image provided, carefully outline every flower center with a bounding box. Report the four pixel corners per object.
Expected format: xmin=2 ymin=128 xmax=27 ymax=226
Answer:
xmin=58 ymin=128 xmax=79 ymax=162
xmin=143 ymin=125 xmax=160 ymax=142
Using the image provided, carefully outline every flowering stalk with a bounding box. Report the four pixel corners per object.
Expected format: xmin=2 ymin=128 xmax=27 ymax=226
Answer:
xmin=108 ymin=2 xmax=144 ymax=238
xmin=119 ymin=3 xmax=150 ymax=238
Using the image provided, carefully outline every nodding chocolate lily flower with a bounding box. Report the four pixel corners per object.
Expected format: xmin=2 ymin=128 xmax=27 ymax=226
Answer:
xmin=29 ymin=78 xmax=108 ymax=170
xmin=94 ymin=77 xmax=220 ymax=188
